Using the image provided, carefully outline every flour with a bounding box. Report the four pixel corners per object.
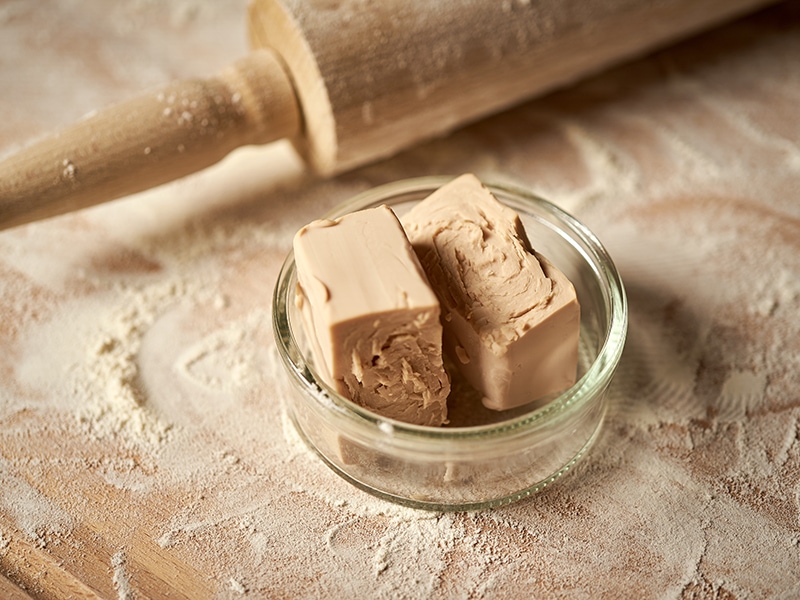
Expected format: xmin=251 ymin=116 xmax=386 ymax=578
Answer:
xmin=0 ymin=461 xmax=75 ymax=549
xmin=1 ymin=0 xmax=800 ymax=598
xmin=174 ymin=309 xmax=268 ymax=393
xmin=557 ymin=118 xmax=643 ymax=211
xmin=111 ymin=551 xmax=133 ymax=600
xmin=229 ymin=577 xmax=247 ymax=594
xmin=75 ymin=280 xmax=192 ymax=449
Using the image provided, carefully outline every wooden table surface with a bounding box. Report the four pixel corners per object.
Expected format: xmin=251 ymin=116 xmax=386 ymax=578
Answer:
xmin=1 ymin=1 xmax=799 ymax=598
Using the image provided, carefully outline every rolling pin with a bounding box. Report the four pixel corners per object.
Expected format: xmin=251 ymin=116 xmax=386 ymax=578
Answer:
xmin=0 ymin=0 xmax=776 ymax=230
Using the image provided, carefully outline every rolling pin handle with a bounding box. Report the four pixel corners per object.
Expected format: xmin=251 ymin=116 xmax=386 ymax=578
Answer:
xmin=0 ymin=48 xmax=301 ymax=231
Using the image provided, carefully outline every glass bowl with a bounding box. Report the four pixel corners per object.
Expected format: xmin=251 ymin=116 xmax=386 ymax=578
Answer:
xmin=272 ymin=176 xmax=627 ymax=511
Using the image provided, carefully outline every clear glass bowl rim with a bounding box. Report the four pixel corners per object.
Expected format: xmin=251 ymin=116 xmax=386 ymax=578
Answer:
xmin=272 ymin=176 xmax=627 ymax=446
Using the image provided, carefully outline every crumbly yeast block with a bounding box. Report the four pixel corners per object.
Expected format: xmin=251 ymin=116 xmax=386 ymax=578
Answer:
xmin=402 ymin=174 xmax=580 ymax=411
xmin=293 ymin=205 xmax=450 ymax=426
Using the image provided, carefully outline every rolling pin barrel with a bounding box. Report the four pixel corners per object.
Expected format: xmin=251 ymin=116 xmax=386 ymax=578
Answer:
xmin=249 ymin=0 xmax=775 ymax=175
xmin=0 ymin=0 xmax=777 ymax=230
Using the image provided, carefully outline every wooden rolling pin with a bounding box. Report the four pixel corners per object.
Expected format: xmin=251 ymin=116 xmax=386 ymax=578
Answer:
xmin=0 ymin=0 xmax=776 ymax=230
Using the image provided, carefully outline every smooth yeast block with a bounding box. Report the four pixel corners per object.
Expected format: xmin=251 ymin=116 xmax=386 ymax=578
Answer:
xmin=293 ymin=205 xmax=450 ymax=426
xmin=402 ymin=174 xmax=580 ymax=411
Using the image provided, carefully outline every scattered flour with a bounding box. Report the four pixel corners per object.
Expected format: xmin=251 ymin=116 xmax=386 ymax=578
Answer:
xmin=111 ymin=551 xmax=133 ymax=600
xmin=174 ymin=309 xmax=269 ymax=392
xmin=0 ymin=461 xmax=75 ymax=549
xmin=74 ymin=280 xmax=194 ymax=448
xmin=0 ymin=1 xmax=799 ymax=598
xmin=229 ymin=577 xmax=247 ymax=594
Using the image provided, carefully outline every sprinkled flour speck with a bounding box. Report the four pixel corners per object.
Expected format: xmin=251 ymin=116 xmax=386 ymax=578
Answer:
xmin=229 ymin=577 xmax=247 ymax=594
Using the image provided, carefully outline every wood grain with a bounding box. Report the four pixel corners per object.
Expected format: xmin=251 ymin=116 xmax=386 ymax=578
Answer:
xmin=0 ymin=49 xmax=299 ymax=230
xmin=1 ymin=1 xmax=800 ymax=597
xmin=249 ymin=0 xmax=777 ymax=174
xmin=0 ymin=574 xmax=34 ymax=600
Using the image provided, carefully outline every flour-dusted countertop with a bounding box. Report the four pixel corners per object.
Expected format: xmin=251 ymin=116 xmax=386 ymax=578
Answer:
xmin=1 ymin=1 xmax=799 ymax=598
